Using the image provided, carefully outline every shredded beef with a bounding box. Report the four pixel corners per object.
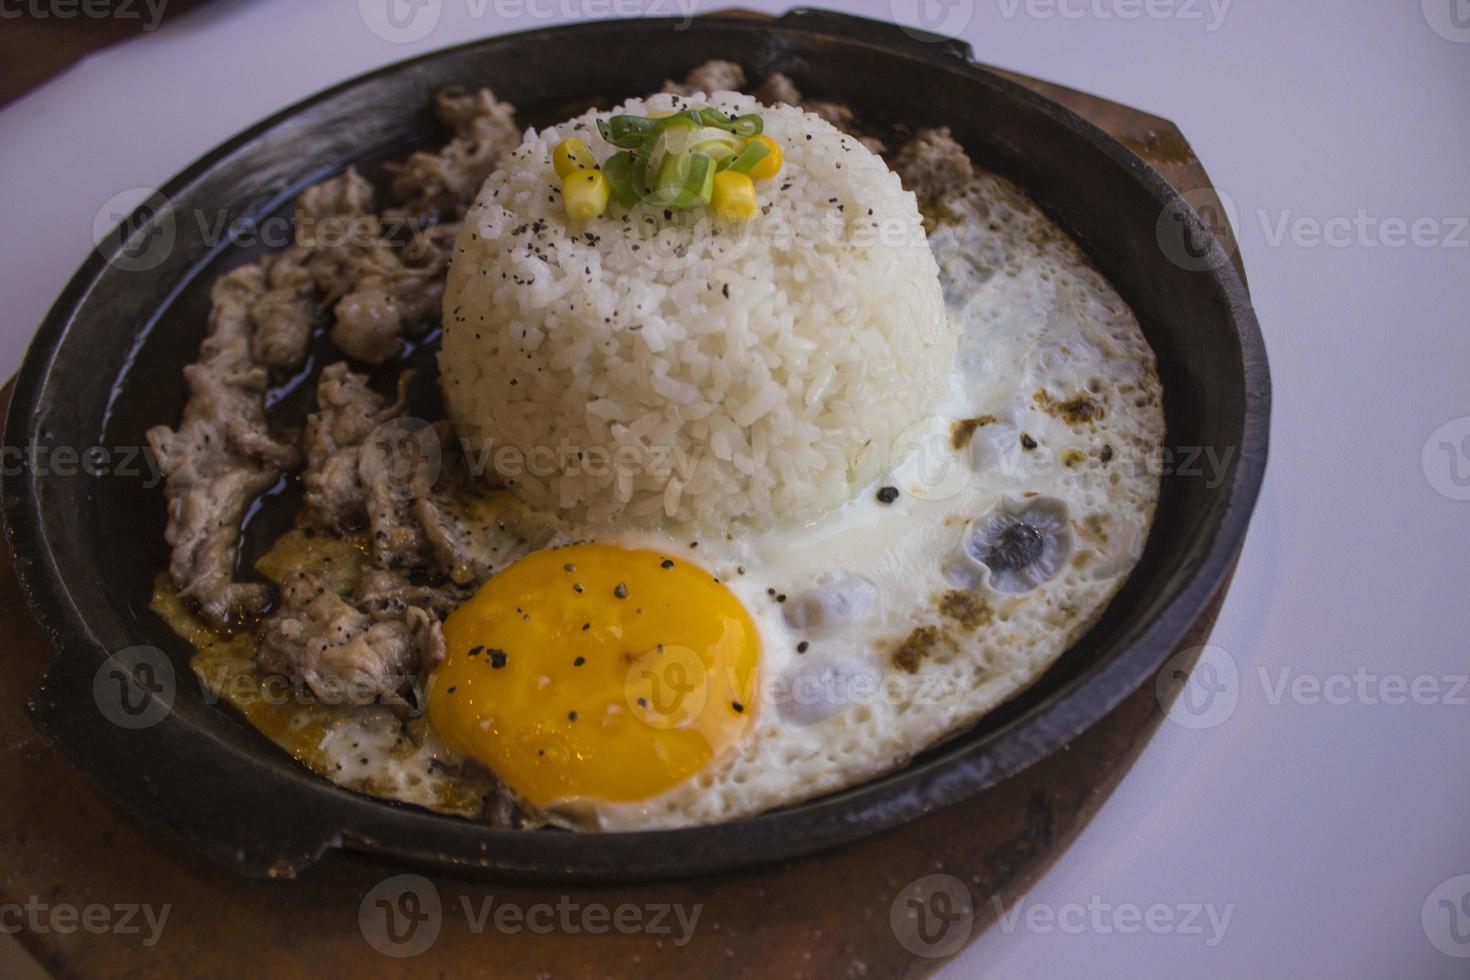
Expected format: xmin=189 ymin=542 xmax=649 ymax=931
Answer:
xmin=257 ymin=570 xmax=442 ymax=701
xmin=663 ymin=59 xmax=747 ymax=96
xmin=892 ymin=127 xmax=976 ymax=206
xmin=146 ymin=264 xmax=300 ymax=630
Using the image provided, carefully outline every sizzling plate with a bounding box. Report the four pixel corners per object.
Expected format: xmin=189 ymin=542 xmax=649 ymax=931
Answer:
xmin=2 ymin=8 xmax=1267 ymax=882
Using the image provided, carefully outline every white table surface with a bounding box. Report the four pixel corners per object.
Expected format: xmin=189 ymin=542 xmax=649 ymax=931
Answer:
xmin=1 ymin=0 xmax=1465 ymax=976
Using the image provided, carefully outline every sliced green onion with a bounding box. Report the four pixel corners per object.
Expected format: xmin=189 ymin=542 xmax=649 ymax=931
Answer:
xmin=729 ymin=113 xmax=763 ymax=138
xmin=686 ymin=108 xmax=762 ymax=138
xmin=722 ymin=139 xmax=772 ymax=174
xmin=645 ymin=151 xmax=716 ymax=208
xmin=600 ymin=110 xmax=762 ymax=149
xmin=597 ymin=115 xmax=659 ymax=149
xmin=689 ymin=127 xmax=742 ymax=165
xmin=601 ymin=151 xmax=640 ymax=207
xmin=639 ymin=117 xmax=699 ymax=193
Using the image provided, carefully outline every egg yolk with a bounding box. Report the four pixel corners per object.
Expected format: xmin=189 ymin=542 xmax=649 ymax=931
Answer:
xmin=427 ymin=544 xmax=760 ymax=807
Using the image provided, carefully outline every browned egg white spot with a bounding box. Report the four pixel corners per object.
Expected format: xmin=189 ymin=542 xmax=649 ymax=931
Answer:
xmin=1034 ymin=388 xmax=1104 ymax=426
xmin=890 ymin=625 xmax=942 ymax=674
xmin=937 ymin=590 xmax=994 ymax=631
xmin=949 ymin=414 xmax=997 ymax=450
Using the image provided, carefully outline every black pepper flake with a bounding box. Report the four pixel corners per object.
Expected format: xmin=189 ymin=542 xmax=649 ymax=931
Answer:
xmin=722 ymin=283 xmax=730 ymax=299
xmin=573 ymin=582 xmax=584 ymax=593
xmin=582 ymin=622 xmax=591 ymax=631
xmin=568 ymin=711 xmax=579 ymax=721
xmin=776 ymin=593 xmax=787 ymax=603
xmin=797 ymin=641 xmax=809 ymax=654
xmin=660 ymin=559 xmax=675 ymax=569
xmin=573 ymin=656 xmax=586 ymax=667
xmin=564 ymin=563 xmax=576 ymax=572
xmin=447 ymin=685 xmax=458 ymax=694
xmin=732 ymin=701 xmax=745 ymax=713
xmin=489 ymin=649 xmax=508 ymax=669
xmin=1021 ymin=433 xmax=1038 ymax=450
xmin=468 ymin=645 xmax=485 ymax=657
xmin=614 ymin=582 xmax=629 ymax=599
xmin=638 ymin=697 xmax=649 ymax=708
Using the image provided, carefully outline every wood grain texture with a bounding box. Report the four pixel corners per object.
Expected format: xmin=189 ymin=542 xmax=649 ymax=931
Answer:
xmin=0 ymin=2 xmax=212 ymax=109
xmin=0 ymin=53 xmax=1243 ymax=980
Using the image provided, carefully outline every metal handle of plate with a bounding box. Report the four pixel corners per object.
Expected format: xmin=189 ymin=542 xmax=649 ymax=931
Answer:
xmin=774 ymin=7 xmax=975 ymax=63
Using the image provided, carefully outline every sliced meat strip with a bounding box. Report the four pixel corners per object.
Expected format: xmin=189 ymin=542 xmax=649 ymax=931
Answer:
xmin=306 ymin=207 xmax=458 ymax=365
xmin=297 ymin=168 xmax=376 ymax=226
xmin=147 ymin=264 xmax=301 ymax=630
xmin=249 ymin=245 xmax=317 ymax=369
xmin=386 ymin=88 xmax=521 ymax=223
xmin=414 ymin=487 xmax=567 ymax=587
xmin=250 ymin=169 xmax=383 ymax=369
xmin=301 ymin=359 xmax=402 ymax=531
xmin=329 ymin=246 xmax=447 ymax=364
xmin=753 ymin=71 xmax=803 ymax=108
xmin=754 ymin=72 xmax=886 ymax=154
xmin=295 ymin=168 xmax=421 ymax=365
xmin=354 ymin=567 xmax=465 ymax=623
xmin=301 ymin=362 xmax=438 ymax=570
xmin=359 ymin=419 xmax=443 ymax=570
xmin=663 ymin=59 xmax=747 ymax=95
xmin=892 ymin=127 xmax=976 ymax=209
xmin=257 ymin=570 xmax=442 ymax=702
xmin=330 ymin=286 xmax=404 ymax=365
xmin=302 ymin=362 xmax=410 ymax=530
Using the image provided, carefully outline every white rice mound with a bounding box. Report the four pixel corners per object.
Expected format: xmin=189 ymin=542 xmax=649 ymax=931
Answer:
xmin=440 ymin=90 xmax=953 ymax=529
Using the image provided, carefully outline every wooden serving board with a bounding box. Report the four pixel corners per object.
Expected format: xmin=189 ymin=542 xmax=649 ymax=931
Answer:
xmin=0 ymin=55 xmax=1244 ymax=980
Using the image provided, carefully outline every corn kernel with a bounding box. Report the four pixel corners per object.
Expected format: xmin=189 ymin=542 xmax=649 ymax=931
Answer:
xmin=552 ymin=138 xmax=597 ymax=179
xmin=711 ymin=171 xmax=758 ymax=220
xmin=562 ymin=168 xmax=610 ymax=220
xmin=748 ymin=135 xmax=782 ymax=181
